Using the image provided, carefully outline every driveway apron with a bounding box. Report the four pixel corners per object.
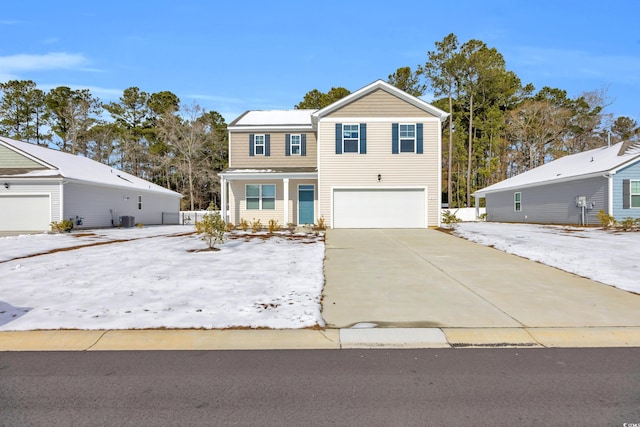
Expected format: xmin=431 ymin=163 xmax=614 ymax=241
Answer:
xmin=322 ymin=229 xmax=640 ymax=329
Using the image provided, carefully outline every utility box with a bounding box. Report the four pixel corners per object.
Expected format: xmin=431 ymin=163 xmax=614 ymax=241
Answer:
xmin=121 ymin=216 xmax=135 ymax=228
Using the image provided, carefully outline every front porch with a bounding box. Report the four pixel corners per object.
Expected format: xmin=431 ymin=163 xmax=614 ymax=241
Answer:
xmin=219 ymin=168 xmax=318 ymax=227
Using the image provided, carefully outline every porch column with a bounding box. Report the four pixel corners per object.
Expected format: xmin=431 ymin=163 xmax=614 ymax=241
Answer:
xmin=220 ymin=176 xmax=227 ymax=223
xmin=475 ymin=196 xmax=480 ymax=220
xmin=283 ymin=178 xmax=289 ymax=225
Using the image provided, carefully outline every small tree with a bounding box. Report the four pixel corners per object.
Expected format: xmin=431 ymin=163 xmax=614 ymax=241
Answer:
xmin=195 ymin=205 xmax=225 ymax=250
xmin=441 ymin=209 xmax=461 ymax=229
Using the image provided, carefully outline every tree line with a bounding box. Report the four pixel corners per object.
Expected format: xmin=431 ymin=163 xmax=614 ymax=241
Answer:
xmin=0 ymin=80 xmax=227 ymax=210
xmin=3 ymin=32 xmax=639 ymax=210
xmin=297 ymin=33 xmax=640 ymax=208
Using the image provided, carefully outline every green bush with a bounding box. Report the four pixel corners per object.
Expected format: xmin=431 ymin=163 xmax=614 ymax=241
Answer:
xmin=195 ymin=206 xmax=226 ymax=250
xmin=50 ymin=218 xmax=74 ymax=233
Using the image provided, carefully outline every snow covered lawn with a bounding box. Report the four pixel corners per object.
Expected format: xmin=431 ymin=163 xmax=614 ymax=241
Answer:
xmin=0 ymin=226 xmax=325 ymax=331
xmin=453 ymin=222 xmax=639 ymax=294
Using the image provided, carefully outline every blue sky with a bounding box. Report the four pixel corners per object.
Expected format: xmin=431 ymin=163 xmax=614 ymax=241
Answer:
xmin=1 ymin=0 xmax=639 ymax=124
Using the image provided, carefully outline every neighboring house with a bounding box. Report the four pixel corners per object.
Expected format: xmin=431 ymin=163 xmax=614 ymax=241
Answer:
xmin=473 ymin=141 xmax=640 ymax=225
xmin=219 ymin=80 xmax=449 ymax=229
xmin=0 ymin=136 xmax=182 ymax=232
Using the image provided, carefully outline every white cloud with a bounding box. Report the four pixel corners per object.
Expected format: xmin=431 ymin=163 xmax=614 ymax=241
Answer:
xmin=0 ymin=52 xmax=89 ymax=74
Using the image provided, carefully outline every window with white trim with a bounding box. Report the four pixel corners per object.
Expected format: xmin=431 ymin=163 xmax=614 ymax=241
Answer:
xmin=514 ymin=192 xmax=521 ymax=212
xmin=342 ymin=124 xmax=359 ymax=153
xmin=632 ymin=180 xmax=640 ymax=208
xmin=137 ymin=195 xmax=143 ymax=210
xmin=254 ymin=134 xmax=265 ymax=156
xmin=399 ymin=124 xmax=416 ymax=153
xmin=290 ymin=134 xmax=301 ymax=155
xmin=246 ymin=184 xmax=275 ymax=210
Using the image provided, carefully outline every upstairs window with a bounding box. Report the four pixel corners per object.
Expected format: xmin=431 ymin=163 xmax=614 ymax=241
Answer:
xmin=343 ymin=124 xmax=360 ymax=153
xmin=399 ymin=124 xmax=416 ymax=153
xmin=254 ymin=134 xmax=265 ymax=155
xmin=392 ymin=123 xmax=423 ymax=154
xmin=291 ymin=134 xmax=301 ymax=155
xmin=514 ymin=192 xmax=522 ymax=212
xmin=335 ymin=123 xmax=366 ymax=154
xmin=249 ymin=134 xmax=270 ymax=156
xmin=286 ymin=134 xmax=306 ymax=156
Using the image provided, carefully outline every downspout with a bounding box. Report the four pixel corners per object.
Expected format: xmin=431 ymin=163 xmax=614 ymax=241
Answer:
xmin=220 ymin=176 xmax=227 ymax=223
xmin=606 ymin=172 xmax=614 ymax=216
xmin=283 ymin=178 xmax=289 ymax=225
xmin=59 ymin=179 xmax=65 ymax=223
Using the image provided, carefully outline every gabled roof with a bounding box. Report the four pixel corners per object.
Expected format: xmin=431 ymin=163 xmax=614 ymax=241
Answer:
xmin=0 ymin=136 xmax=182 ymax=197
xmin=228 ymin=109 xmax=315 ymax=130
xmin=475 ymin=141 xmax=640 ymax=197
xmin=311 ymin=79 xmax=449 ymax=122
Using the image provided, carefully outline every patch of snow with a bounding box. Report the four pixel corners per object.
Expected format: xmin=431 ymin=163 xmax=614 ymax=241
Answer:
xmin=453 ymin=222 xmax=640 ymax=293
xmin=0 ymin=226 xmax=325 ymax=331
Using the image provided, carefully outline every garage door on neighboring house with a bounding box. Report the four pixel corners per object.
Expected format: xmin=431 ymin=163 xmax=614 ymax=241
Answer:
xmin=332 ymin=188 xmax=426 ymax=228
xmin=0 ymin=195 xmax=51 ymax=231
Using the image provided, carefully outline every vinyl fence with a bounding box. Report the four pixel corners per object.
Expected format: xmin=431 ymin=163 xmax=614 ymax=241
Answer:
xmin=441 ymin=207 xmax=486 ymax=222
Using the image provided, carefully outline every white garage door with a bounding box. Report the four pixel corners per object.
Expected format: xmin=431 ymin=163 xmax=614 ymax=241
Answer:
xmin=0 ymin=195 xmax=51 ymax=231
xmin=333 ymin=188 xmax=426 ymax=228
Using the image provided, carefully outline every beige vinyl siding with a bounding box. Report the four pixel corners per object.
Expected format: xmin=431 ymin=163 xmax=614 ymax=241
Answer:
xmin=228 ymin=180 xmax=284 ymax=225
xmin=0 ymin=145 xmax=46 ymax=168
xmin=228 ymin=178 xmax=318 ymax=225
xmin=229 ymin=131 xmax=317 ymax=168
xmin=326 ymin=89 xmax=436 ymax=118
xmin=318 ymin=120 xmax=441 ymax=227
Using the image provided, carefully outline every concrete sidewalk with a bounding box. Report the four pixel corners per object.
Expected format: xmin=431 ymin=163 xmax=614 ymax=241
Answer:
xmin=3 ymin=326 xmax=640 ymax=350
xmin=2 ymin=228 xmax=640 ymax=350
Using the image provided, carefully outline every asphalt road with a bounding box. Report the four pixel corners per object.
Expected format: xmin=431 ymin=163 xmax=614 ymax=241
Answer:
xmin=1 ymin=348 xmax=639 ymax=426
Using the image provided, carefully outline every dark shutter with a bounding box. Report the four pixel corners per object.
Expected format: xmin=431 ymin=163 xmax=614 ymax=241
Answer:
xmin=249 ymin=134 xmax=255 ymax=157
xmin=416 ymin=123 xmax=423 ymax=154
xmin=265 ymin=134 xmax=270 ymax=156
xmin=623 ymin=179 xmax=631 ymax=209
xmin=285 ymin=134 xmax=291 ymax=156
xmin=335 ymin=123 xmax=342 ymax=154
xmin=391 ymin=123 xmax=399 ymax=154
xmin=301 ymin=134 xmax=307 ymax=156
xmin=359 ymin=123 xmax=367 ymax=154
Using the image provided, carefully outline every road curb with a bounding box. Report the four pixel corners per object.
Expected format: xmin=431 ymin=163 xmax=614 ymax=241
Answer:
xmin=340 ymin=328 xmax=449 ymax=349
xmin=1 ymin=327 xmax=640 ymax=351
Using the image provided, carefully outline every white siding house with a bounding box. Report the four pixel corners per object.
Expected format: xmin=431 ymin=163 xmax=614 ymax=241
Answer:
xmin=0 ymin=136 xmax=182 ymax=232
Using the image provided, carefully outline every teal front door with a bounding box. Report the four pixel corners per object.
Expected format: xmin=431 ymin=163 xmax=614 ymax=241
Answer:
xmin=298 ymin=185 xmax=315 ymax=225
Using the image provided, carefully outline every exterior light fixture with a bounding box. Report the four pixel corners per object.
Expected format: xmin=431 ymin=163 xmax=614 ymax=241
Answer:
xmin=3 ymin=183 xmax=8 ymax=189
xmin=377 ymin=174 xmax=381 ymax=182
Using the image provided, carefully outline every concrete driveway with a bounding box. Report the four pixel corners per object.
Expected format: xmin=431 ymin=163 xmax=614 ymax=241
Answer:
xmin=322 ymin=229 xmax=640 ymax=330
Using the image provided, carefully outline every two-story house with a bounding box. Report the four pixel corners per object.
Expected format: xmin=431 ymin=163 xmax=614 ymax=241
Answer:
xmin=219 ymin=80 xmax=448 ymax=229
